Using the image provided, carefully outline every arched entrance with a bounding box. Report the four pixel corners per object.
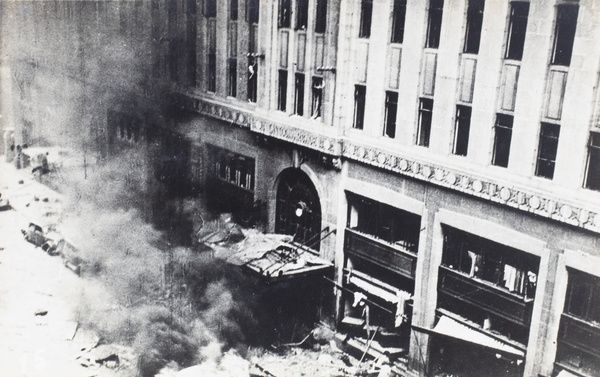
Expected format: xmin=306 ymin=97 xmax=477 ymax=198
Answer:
xmin=275 ymin=168 xmax=322 ymax=251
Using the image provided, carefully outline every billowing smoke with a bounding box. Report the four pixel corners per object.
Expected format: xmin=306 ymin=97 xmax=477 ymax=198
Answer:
xmin=1 ymin=2 xmax=266 ymax=376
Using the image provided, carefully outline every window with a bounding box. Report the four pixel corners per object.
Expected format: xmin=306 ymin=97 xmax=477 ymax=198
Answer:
xmin=463 ymin=0 xmax=484 ymax=54
xmin=311 ymin=77 xmax=324 ymax=119
xmin=205 ymin=0 xmax=216 ymax=17
xmin=417 ymin=98 xmax=433 ymax=147
xmin=315 ymin=0 xmax=327 ymax=33
xmin=492 ymin=114 xmax=513 ymax=167
xmin=246 ymin=0 xmax=259 ymax=24
xmin=359 ymin=0 xmax=373 ymax=38
xmin=551 ymin=4 xmax=578 ymax=66
xmin=230 ymin=0 xmax=238 ymax=20
xmin=278 ymin=70 xmax=288 ymax=111
xmin=207 ymin=53 xmax=216 ymax=92
xmin=353 ymin=85 xmax=366 ymax=130
xmin=504 ymin=2 xmax=529 ymax=61
xmin=565 ymin=269 xmax=600 ymax=324
xmin=384 ymin=91 xmax=398 ymax=138
xmin=347 ymin=193 xmax=421 ymax=253
xmin=279 ymin=0 xmax=291 ymax=28
xmin=296 ymin=0 xmax=308 ymax=30
xmin=294 ymin=73 xmax=305 ymax=116
xmin=535 ymin=123 xmax=560 ymax=179
xmin=390 ymin=0 xmax=407 ymax=44
xmin=248 ymin=57 xmax=258 ymax=102
xmin=453 ymin=106 xmax=471 ymax=156
xmin=584 ymin=132 xmax=600 ymax=191
xmin=426 ymin=0 xmax=444 ymax=48
xmin=228 ymin=58 xmax=237 ymax=97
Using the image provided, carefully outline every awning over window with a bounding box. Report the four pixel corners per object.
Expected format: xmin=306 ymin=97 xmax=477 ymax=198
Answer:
xmin=432 ymin=315 xmax=525 ymax=358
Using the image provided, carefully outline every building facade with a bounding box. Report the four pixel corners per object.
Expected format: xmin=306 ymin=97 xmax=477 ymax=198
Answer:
xmin=2 ymin=1 xmax=600 ymax=376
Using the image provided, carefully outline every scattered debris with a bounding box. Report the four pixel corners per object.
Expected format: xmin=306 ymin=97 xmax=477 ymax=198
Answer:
xmin=64 ymin=320 xmax=79 ymax=341
xmin=34 ymin=309 xmax=48 ymax=316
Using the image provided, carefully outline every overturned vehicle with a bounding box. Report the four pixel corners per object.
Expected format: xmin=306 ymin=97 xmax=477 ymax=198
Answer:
xmin=21 ymin=222 xmax=82 ymax=275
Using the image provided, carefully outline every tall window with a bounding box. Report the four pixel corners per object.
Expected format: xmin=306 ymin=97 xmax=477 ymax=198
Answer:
xmin=584 ymin=132 xmax=600 ymax=191
xmin=504 ymin=2 xmax=529 ymax=61
xmin=535 ymin=123 xmax=560 ymax=179
xmin=492 ymin=113 xmax=513 ymax=167
xmin=384 ymin=91 xmax=398 ymax=138
xmin=463 ymin=0 xmax=484 ymax=54
xmin=278 ymin=70 xmax=288 ymax=111
xmin=417 ymin=98 xmax=433 ymax=147
xmin=294 ymin=73 xmax=305 ymax=116
xmin=453 ymin=106 xmax=471 ymax=156
xmin=207 ymin=53 xmax=216 ymax=92
xmin=311 ymin=77 xmax=324 ymax=119
xmin=390 ymin=0 xmax=407 ymax=44
xmin=279 ymin=0 xmax=291 ymax=28
xmin=551 ymin=4 xmax=578 ymax=66
xmin=565 ymin=269 xmax=600 ymax=323
xmin=227 ymin=58 xmax=237 ymax=97
xmin=426 ymin=0 xmax=444 ymax=48
xmin=246 ymin=0 xmax=259 ymax=24
xmin=296 ymin=0 xmax=309 ymax=30
xmin=353 ymin=85 xmax=367 ymax=130
xmin=248 ymin=57 xmax=258 ymax=102
xmin=359 ymin=0 xmax=373 ymax=38
xmin=205 ymin=0 xmax=216 ymax=17
xmin=230 ymin=0 xmax=238 ymax=20
xmin=315 ymin=0 xmax=327 ymax=33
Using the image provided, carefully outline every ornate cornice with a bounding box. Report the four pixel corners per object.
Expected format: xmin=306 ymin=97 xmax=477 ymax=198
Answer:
xmin=182 ymin=95 xmax=600 ymax=235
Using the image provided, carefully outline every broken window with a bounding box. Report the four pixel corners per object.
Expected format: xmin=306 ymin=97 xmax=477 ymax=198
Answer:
xmin=551 ymin=4 xmax=578 ymax=66
xmin=359 ymin=0 xmax=373 ymax=38
xmin=463 ymin=0 xmax=485 ymax=54
xmin=504 ymin=2 xmax=529 ymax=61
xmin=294 ymin=73 xmax=305 ymax=116
xmin=416 ymin=98 xmax=433 ymax=147
xmin=353 ymin=85 xmax=366 ymax=130
xmin=384 ymin=91 xmax=398 ymax=138
xmin=535 ymin=123 xmax=560 ymax=179
xmin=492 ymin=113 xmax=513 ymax=167
xmin=426 ymin=0 xmax=444 ymax=49
xmin=453 ymin=105 xmax=471 ymax=156
xmin=311 ymin=77 xmax=324 ymax=119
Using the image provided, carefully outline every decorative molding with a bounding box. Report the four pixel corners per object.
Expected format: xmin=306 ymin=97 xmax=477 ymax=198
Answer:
xmin=182 ymin=95 xmax=600 ymax=235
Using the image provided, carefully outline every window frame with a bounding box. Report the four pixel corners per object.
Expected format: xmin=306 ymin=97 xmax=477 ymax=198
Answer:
xmin=358 ymin=0 xmax=373 ymax=38
xmin=390 ymin=0 xmax=407 ymax=44
xmin=204 ymin=0 xmax=216 ymax=18
xmin=491 ymin=113 xmax=513 ymax=167
xmin=425 ymin=0 xmax=444 ymax=49
xmin=384 ymin=91 xmax=398 ymax=138
xmin=296 ymin=0 xmax=309 ymax=30
xmin=551 ymin=3 xmax=579 ymax=67
xmin=535 ymin=123 xmax=560 ymax=179
xmin=584 ymin=132 xmax=600 ymax=191
xmin=294 ymin=73 xmax=305 ymax=116
xmin=416 ymin=98 xmax=433 ymax=147
xmin=315 ymin=0 xmax=327 ymax=33
xmin=463 ymin=0 xmax=485 ymax=54
xmin=453 ymin=105 xmax=472 ymax=156
xmin=279 ymin=0 xmax=291 ymax=28
xmin=311 ymin=76 xmax=324 ymax=119
xmin=353 ymin=85 xmax=367 ymax=130
xmin=504 ymin=2 xmax=529 ymax=61
xmin=278 ymin=69 xmax=288 ymax=111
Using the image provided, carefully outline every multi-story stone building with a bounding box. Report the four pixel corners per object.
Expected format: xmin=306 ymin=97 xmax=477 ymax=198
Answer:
xmin=2 ymin=1 xmax=600 ymax=376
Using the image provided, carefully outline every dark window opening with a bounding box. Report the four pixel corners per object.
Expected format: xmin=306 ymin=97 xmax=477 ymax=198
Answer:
xmin=315 ymin=0 xmax=327 ymax=33
xmin=453 ymin=105 xmax=471 ymax=156
xmin=294 ymin=73 xmax=305 ymax=116
xmin=584 ymin=132 xmax=600 ymax=191
xmin=296 ymin=0 xmax=308 ymax=30
xmin=463 ymin=0 xmax=485 ymax=54
xmin=279 ymin=0 xmax=291 ymax=28
xmin=278 ymin=70 xmax=288 ymax=111
xmin=426 ymin=0 xmax=444 ymax=48
xmin=228 ymin=58 xmax=237 ymax=97
xmin=359 ymin=0 xmax=373 ymax=38
xmin=384 ymin=91 xmax=398 ymax=138
xmin=417 ymin=98 xmax=433 ymax=147
xmin=205 ymin=0 xmax=216 ymax=17
xmin=347 ymin=192 xmax=421 ymax=253
xmin=391 ymin=0 xmax=407 ymax=44
xmin=230 ymin=0 xmax=238 ymax=20
xmin=353 ymin=85 xmax=366 ymax=130
xmin=551 ymin=4 xmax=578 ymax=66
xmin=492 ymin=113 xmax=513 ymax=167
xmin=535 ymin=123 xmax=560 ymax=179
xmin=246 ymin=0 xmax=259 ymax=24
xmin=187 ymin=0 xmax=197 ymax=15
xmin=565 ymin=269 xmax=600 ymax=324
xmin=504 ymin=2 xmax=529 ymax=61
xmin=248 ymin=57 xmax=258 ymax=102
xmin=311 ymin=77 xmax=324 ymax=119
xmin=207 ymin=53 xmax=216 ymax=92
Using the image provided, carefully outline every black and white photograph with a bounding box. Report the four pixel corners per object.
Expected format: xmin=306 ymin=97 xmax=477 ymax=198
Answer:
xmin=0 ymin=0 xmax=598 ymax=376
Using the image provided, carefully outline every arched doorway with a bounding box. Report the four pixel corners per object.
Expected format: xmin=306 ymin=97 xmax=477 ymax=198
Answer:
xmin=275 ymin=168 xmax=322 ymax=251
